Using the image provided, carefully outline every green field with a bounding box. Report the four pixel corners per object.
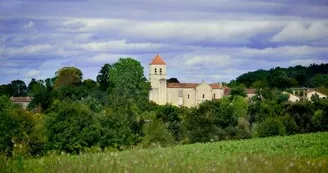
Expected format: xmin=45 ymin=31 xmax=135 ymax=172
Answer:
xmin=2 ymin=132 xmax=328 ymax=173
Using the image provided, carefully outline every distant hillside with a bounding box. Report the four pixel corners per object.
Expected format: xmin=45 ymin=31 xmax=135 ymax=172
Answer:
xmin=229 ymin=63 xmax=328 ymax=89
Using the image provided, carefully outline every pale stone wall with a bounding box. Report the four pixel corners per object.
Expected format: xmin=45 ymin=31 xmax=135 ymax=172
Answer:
xmin=166 ymin=88 xmax=182 ymax=106
xmin=149 ymin=64 xmax=167 ymax=105
xmin=212 ymin=89 xmax=224 ymax=100
xmin=166 ymin=84 xmax=225 ymax=107
xmin=288 ymin=94 xmax=300 ymax=102
xmin=307 ymin=91 xmax=327 ymax=100
xmin=195 ymin=82 xmax=212 ymax=105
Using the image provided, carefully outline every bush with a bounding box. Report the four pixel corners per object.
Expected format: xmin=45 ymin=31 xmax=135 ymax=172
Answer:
xmin=45 ymin=101 xmax=101 ymax=154
xmin=142 ymin=119 xmax=175 ymax=147
xmin=279 ymin=114 xmax=298 ymax=135
xmin=98 ymin=108 xmax=142 ymax=150
xmin=256 ymin=117 xmax=286 ymax=137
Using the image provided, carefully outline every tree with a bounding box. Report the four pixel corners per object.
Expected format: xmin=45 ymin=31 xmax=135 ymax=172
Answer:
xmin=310 ymin=74 xmax=328 ymax=88
xmin=230 ymin=86 xmax=247 ymax=97
xmin=167 ymin=78 xmax=180 ymax=83
xmin=10 ymin=80 xmax=27 ymax=97
xmin=28 ymin=82 xmax=53 ymax=112
xmin=231 ymin=96 xmax=248 ymax=118
xmin=255 ymin=117 xmax=286 ymax=137
xmin=98 ymin=108 xmax=142 ymax=149
xmin=27 ymin=78 xmax=38 ymax=94
xmin=54 ymin=67 xmax=83 ymax=89
xmin=97 ymin=64 xmax=111 ymax=91
xmin=82 ymin=79 xmax=98 ymax=91
xmin=45 ymin=101 xmax=101 ymax=153
xmin=142 ymin=119 xmax=175 ymax=147
xmin=0 ymin=84 xmax=13 ymax=96
xmin=156 ymin=104 xmax=183 ymax=141
xmin=108 ymin=58 xmax=150 ymax=110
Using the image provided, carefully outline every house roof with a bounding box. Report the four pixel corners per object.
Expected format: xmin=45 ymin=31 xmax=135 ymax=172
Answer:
xmin=167 ymin=83 xmax=223 ymax=89
xmin=224 ymin=87 xmax=231 ymax=95
xmin=150 ymin=54 xmax=166 ymax=65
xmin=10 ymin=96 xmax=33 ymax=102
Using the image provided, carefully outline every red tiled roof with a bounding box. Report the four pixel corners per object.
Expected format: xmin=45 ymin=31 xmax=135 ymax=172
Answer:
xmin=150 ymin=54 xmax=166 ymax=65
xmin=10 ymin=97 xmax=33 ymax=102
xmin=167 ymin=83 xmax=223 ymax=89
xmin=167 ymin=83 xmax=198 ymax=88
xmin=224 ymin=87 xmax=231 ymax=95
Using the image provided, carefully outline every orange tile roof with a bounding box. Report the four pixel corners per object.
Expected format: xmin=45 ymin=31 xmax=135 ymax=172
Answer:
xmin=150 ymin=54 xmax=166 ymax=65
xmin=167 ymin=83 xmax=223 ymax=89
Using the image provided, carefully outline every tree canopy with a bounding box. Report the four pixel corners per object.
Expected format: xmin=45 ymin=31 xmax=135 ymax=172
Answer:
xmin=54 ymin=67 xmax=83 ymax=89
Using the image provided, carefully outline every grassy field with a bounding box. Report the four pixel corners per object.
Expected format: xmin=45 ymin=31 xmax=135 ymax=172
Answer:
xmin=2 ymin=132 xmax=328 ymax=173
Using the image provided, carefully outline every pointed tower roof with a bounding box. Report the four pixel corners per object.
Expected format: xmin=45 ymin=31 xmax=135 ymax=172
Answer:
xmin=150 ymin=54 xmax=166 ymax=65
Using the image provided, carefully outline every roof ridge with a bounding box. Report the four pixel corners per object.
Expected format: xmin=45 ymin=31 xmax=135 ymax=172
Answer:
xmin=150 ymin=54 xmax=166 ymax=65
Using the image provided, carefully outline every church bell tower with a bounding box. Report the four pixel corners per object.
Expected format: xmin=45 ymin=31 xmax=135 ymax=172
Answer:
xmin=149 ymin=54 xmax=167 ymax=105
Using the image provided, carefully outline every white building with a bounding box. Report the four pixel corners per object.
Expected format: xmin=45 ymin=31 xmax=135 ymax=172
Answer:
xmin=148 ymin=54 xmax=225 ymax=107
xmin=307 ymin=90 xmax=327 ymax=100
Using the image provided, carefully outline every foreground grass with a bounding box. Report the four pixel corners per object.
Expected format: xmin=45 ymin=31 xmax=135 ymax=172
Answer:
xmin=2 ymin=132 xmax=328 ymax=173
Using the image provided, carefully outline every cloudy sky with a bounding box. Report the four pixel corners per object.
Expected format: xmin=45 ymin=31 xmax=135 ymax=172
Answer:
xmin=1 ymin=0 xmax=328 ymax=84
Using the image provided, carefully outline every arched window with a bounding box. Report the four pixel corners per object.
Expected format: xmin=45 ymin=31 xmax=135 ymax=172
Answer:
xmin=160 ymin=68 xmax=162 ymax=74
xmin=188 ymin=94 xmax=190 ymax=99
xmin=155 ymin=68 xmax=157 ymax=74
xmin=203 ymin=94 xmax=205 ymax=99
xmin=213 ymin=93 xmax=216 ymax=99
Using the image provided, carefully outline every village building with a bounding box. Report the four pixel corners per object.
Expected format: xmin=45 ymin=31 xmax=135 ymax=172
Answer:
xmin=148 ymin=54 xmax=226 ymax=107
xmin=10 ymin=96 xmax=33 ymax=109
xmin=307 ymin=90 xmax=327 ymax=100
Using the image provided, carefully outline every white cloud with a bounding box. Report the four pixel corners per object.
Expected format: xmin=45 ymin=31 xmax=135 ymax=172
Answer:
xmin=2 ymin=44 xmax=53 ymax=56
xmin=25 ymin=69 xmax=41 ymax=78
xmin=185 ymin=55 xmax=242 ymax=67
xmin=23 ymin=21 xmax=34 ymax=28
xmin=271 ymin=22 xmax=328 ymax=43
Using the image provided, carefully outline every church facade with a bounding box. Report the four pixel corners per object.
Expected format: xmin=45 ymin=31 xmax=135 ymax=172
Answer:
xmin=149 ymin=54 xmax=225 ymax=107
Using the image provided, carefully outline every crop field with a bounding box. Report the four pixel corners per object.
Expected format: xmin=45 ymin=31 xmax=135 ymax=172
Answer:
xmin=2 ymin=132 xmax=328 ymax=173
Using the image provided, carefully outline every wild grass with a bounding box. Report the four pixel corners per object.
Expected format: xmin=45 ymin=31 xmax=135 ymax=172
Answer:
xmin=2 ymin=132 xmax=328 ymax=173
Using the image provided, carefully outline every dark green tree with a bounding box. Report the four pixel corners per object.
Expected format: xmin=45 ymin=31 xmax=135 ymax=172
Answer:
xmin=45 ymin=101 xmax=101 ymax=153
xmin=310 ymin=74 xmax=328 ymax=87
xmin=10 ymin=80 xmax=27 ymax=97
xmin=97 ymin=64 xmax=112 ymax=91
xmin=167 ymin=78 xmax=180 ymax=83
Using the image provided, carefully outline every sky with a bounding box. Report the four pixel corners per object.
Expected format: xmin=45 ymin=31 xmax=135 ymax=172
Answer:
xmin=1 ymin=0 xmax=328 ymax=84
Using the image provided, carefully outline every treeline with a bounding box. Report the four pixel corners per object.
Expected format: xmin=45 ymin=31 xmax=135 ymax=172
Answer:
xmin=229 ymin=64 xmax=328 ymax=90
xmin=1 ymin=58 xmax=328 ymax=158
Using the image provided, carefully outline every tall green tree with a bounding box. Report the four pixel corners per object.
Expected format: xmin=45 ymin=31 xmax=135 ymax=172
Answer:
xmin=10 ymin=80 xmax=27 ymax=97
xmin=108 ymin=58 xmax=150 ymax=110
xmin=97 ymin=64 xmax=111 ymax=91
xmin=54 ymin=67 xmax=83 ymax=89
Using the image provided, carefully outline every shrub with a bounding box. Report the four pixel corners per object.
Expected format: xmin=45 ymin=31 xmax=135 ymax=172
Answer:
xmin=256 ymin=117 xmax=286 ymax=137
xmin=142 ymin=119 xmax=175 ymax=147
xmin=45 ymin=101 xmax=101 ymax=154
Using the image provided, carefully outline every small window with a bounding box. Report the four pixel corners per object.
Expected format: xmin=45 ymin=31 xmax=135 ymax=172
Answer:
xmin=188 ymin=94 xmax=190 ymax=99
xmin=213 ymin=93 xmax=216 ymax=99
xmin=203 ymin=94 xmax=205 ymax=99
xmin=160 ymin=68 xmax=162 ymax=74
xmin=155 ymin=68 xmax=157 ymax=74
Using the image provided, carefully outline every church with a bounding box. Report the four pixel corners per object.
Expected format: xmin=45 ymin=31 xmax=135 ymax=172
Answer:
xmin=148 ymin=54 xmax=225 ymax=107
